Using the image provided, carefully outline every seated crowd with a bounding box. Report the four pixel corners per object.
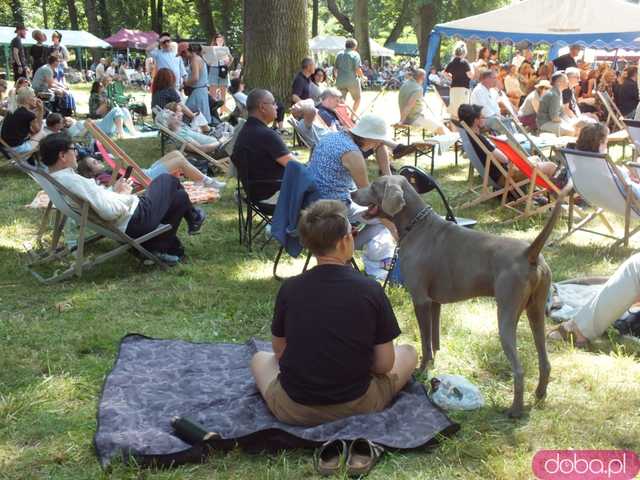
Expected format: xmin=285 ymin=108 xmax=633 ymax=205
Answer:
xmin=4 ymin=29 xmax=640 ymax=440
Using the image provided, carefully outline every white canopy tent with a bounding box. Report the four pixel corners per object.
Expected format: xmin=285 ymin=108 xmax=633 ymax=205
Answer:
xmin=0 ymin=27 xmax=111 ymax=49
xmin=425 ymin=0 xmax=640 ymax=76
xmin=309 ymin=35 xmax=394 ymax=57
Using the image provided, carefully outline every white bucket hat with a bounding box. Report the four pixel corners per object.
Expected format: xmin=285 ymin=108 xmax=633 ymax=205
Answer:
xmin=350 ymin=113 xmax=390 ymax=142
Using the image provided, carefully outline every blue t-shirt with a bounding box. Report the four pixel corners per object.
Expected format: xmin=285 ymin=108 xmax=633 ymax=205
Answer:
xmin=307 ymin=131 xmax=360 ymax=202
xmin=150 ymin=48 xmax=186 ymax=88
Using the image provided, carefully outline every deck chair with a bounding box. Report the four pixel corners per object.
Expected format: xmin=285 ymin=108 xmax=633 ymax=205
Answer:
xmin=14 ymin=160 xmax=171 ymax=283
xmin=85 ymin=119 xmax=152 ymax=190
xmin=456 ymin=121 xmax=529 ymax=211
xmin=623 ymin=119 xmax=640 ymax=160
xmin=334 ymin=103 xmax=357 ymax=129
xmin=555 ymin=148 xmax=639 ymax=248
xmin=597 ymin=90 xmax=631 ymax=155
xmin=0 ymin=135 xmax=38 ymax=165
xmin=490 ymin=136 xmax=565 ymax=220
xmin=287 ymin=118 xmax=315 ymax=150
xmin=154 ymin=122 xmax=230 ymax=175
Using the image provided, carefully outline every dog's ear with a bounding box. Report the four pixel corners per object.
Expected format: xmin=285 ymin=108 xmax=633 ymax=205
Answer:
xmin=381 ymin=181 xmax=406 ymax=216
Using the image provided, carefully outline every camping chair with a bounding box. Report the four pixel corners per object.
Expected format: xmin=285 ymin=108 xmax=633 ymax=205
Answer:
xmin=456 ymin=121 xmax=529 ymax=211
xmin=85 ymin=119 xmax=152 ymax=190
xmin=554 ymin=148 xmax=639 ymax=248
xmin=154 ymin=122 xmax=230 ymax=175
xmin=384 ymin=165 xmax=476 ymax=290
xmin=597 ymin=90 xmax=630 ymax=156
xmin=106 ymin=79 xmax=147 ymax=120
xmin=14 ymin=160 xmax=171 ymax=283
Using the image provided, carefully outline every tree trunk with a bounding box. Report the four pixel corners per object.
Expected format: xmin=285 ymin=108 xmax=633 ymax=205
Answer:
xmin=326 ymin=0 xmax=353 ymax=34
xmin=416 ymin=0 xmax=439 ymax=66
xmin=97 ymin=0 xmax=111 ymax=36
xmin=384 ymin=0 xmax=412 ymax=46
xmin=67 ymin=0 xmax=80 ymax=30
xmin=11 ymin=0 xmax=24 ymax=24
xmin=243 ymin=0 xmax=308 ymax=105
xmin=157 ymin=0 xmax=164 ymax=34
xmin=353 ymin=0 xmax=370 ymax=66
xmin=311 ymin=0 xmax=319 ymax=38
xmin=42 ymin=0 xmax=48 ymax=28
xmin=84 ymin=0 xmax=100 ymax=36
xmin=196 ymin=0 xmax=217 ymax=41
xmin=150 ymin=0 xmax=157 ymax=32
xmin=221 ymin=0 xmax=233 ymax=37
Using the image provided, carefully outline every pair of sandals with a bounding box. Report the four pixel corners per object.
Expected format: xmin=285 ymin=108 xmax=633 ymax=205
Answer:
xmin=315 ymin=438 xmax=384 ymax=477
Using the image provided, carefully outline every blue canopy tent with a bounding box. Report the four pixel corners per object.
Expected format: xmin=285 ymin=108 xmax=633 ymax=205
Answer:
xmin=425 ymin=0 xmax=640 ymax=80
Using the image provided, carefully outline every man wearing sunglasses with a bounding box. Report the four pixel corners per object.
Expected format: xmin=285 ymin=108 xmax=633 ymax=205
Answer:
xmin=147 ymin=32 xmax=187 ymax=93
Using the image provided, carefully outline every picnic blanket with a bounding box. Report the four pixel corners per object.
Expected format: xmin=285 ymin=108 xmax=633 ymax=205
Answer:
xmin=27 ymin=181 xmax=219 ymax=209
xmin=94 ymin=334 xmax=459 ymax=469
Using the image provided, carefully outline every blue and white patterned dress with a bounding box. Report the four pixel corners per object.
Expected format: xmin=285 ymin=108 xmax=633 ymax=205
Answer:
xmin=307 ymin=131 xmax=360 ymax=203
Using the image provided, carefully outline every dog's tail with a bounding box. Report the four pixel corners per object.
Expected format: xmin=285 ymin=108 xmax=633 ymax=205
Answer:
xmin=525 ymin=182 xmax=572 ymax=264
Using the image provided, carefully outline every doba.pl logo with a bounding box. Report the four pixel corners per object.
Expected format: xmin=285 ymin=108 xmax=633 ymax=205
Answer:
xmin=532 ymin=450 xmax=640 ymax=479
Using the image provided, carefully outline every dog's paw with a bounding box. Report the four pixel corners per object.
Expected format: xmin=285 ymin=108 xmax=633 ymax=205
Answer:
xmin=535 ymin=385 xmax=548 ymax=400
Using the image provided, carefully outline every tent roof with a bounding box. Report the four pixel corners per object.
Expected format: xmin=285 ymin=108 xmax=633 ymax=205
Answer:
xmin=0 ymin=26 xmax=110 ymax=48
xmin=104 ymin=28 xmax=158 ymax=50
xmin=309 ymin=35 xmax=394 ymax=57
xmin=433 ymin=0 xmax=640 ymax=48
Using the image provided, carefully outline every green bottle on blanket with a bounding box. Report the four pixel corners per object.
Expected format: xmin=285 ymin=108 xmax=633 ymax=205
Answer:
xmin=171 ymin=416 xmax=219 ymax=445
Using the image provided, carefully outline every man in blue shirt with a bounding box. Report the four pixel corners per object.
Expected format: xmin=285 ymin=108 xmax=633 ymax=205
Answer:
xmin=146 ymin=32 xmax=186 ymax=92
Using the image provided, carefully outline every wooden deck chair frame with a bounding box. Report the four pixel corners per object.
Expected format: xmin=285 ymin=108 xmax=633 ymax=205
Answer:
xmin=14 ymin=160 xmax=171 ymax=284
xmin=597 ymin=90 xmax=631 ymax=156
xmin=490 ymin=135 xmax=569 ymax=222
xmin=84 ymin=119 xmax=152 ymax=190
xmin=623 ymin=118 xmax=640 ymax=161
xmin=456 ymin=121 xmax=530 ymax=211
xmin=0 ymin=135 xmax=38 ymax=165
xmin=154 ymin=123 xmax=231 ymax=175
xmin=287 ymin=118 xmax=315 ymax=151
xmin=554 ymin=149 xmax=639 ymax=248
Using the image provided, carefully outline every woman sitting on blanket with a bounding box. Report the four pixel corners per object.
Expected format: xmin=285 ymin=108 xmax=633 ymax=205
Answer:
xmin=251 ymin=199 xmax=417 ymax=427
xmin=88 ymin=80 xmax=139 ymax=139
xmin=76 ymin=149 xmax=226 ymax=189
xmin=548 ymin=253 xmax=640 ymax=347
xmin=573 ymin=123 xmax=640 ymax=197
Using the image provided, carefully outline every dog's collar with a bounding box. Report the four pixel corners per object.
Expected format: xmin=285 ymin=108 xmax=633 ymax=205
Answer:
xmin=400 ymin=206 xmax=432 ymax=242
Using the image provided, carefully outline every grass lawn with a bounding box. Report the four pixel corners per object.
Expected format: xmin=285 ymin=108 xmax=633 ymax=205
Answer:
xmin=0 ymin=87 xmax=639 ymax=479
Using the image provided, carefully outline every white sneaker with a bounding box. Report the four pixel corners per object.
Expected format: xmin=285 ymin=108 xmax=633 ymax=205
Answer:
xmin=203 ymin=177 xmax=226 ymax=189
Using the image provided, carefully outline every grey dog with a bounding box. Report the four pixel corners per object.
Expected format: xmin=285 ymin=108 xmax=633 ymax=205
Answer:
xmin=352 ymin=175 xmax=565 ymax=417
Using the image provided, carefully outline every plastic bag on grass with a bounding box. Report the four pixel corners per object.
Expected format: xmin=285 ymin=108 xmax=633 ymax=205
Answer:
xmin=429 ymin=374 xmax=484 ymax=410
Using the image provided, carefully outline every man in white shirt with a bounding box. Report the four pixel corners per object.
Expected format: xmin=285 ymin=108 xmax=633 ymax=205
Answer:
xmin=40 ymin=133 xmax=206 ymax=263
xmin=95 ymin=58 xmax=107 ymax=82
xmin=146 ymin=32 xmax=186 ymax=92
xmin=470 ymin=69 xmax=504 ymax=132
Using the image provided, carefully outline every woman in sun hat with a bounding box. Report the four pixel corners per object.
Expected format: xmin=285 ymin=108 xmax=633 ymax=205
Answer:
xmin=307 ymin=113 xmax=397 ymax=279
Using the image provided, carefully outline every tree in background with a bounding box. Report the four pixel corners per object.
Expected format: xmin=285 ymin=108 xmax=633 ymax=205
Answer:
xmin=243 ymin=0 xmax=308 ymax=104
xmin=353 ymin=0 xmax=370 ymax=65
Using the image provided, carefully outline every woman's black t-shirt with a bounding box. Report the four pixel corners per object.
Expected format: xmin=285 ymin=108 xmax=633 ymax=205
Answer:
xmin=445 ymin=57 xmax=471 ymax=88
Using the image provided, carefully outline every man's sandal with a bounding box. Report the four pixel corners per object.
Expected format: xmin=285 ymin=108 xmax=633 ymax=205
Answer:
xmin=547 ymin=323 xmax=589 ymax=349
xmin=314 ymin=439 xmax=347 ymax=476
xmin=346 ymin=438 xmax=384 ymax=477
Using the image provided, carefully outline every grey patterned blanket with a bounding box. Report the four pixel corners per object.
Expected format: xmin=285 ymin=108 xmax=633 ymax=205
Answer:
xmin=94 ymin=334 xmax=458 ymax=468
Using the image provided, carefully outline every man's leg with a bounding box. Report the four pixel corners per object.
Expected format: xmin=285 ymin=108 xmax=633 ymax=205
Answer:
xmin=251 ymin=351 xmax=280 ymax=398
xmin=573 ymin=253 xmax=640 ymax=340
xmin=350 ymin=82 xmax=362 ymax=114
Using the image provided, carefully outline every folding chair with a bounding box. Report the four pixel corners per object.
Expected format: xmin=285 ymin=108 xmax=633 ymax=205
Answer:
xmin=0 ymin=135 xmax=38 ymax=165
xmin=623 ymin=119 xmax=640 ymax=160
xmin=597 ymin=90 xmax=630 ymax=156
xmin=85 ymin=119 xmax=152 ymax=190
xmin=456 ymin=121 xmax=529 ymax=211
xmin=287 ymin=118 xmax=315 ymax=150
xmin=491 ymin=136 xmax=564 ymax=220
xmin=555 ymin=148 xmax=639 ymax=248
xmin=154 ymin=122 xmax=230 ymax=175
xmin=14 ymin=160 xmax=171 ymax=283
